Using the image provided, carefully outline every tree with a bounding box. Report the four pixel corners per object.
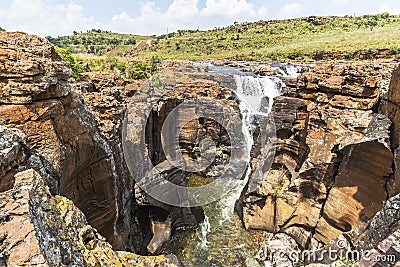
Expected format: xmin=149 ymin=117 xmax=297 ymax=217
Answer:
xmin=125 ymin=38 xmax=136 ymax=45
xmin=0 ymin=27 xmax=5 ymax=32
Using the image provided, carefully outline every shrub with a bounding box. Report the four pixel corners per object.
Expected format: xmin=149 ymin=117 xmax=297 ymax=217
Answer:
xmin=116 ymin=62 xmax=126 ymax=74
xmin=312 ymin=50 xmax=326 ymax=60
xmin=150 ymin=55 xmax=161 ymax=73
xmin=380 ymin=12 xmax=390 ymax=19
xmin=288 ymin=51 xmax=302 ymax=60
xmin=54 ymin=47 xmax=85 ymax=80
xmin=128 ymin=63 xmax=150 ymax=80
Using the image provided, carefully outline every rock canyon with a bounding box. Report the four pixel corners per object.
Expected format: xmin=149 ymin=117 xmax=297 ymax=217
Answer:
xmin=0 ymin=32 xmax=399 ymax=266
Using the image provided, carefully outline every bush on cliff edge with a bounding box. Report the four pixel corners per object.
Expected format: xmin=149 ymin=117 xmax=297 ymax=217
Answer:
xmin=54 ymin=47 xmax=85 ymax=80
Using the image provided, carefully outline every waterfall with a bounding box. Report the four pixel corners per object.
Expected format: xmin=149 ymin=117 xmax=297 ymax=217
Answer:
xmin=199 ymin=73 xmax=282 ymax=242
xmin=213 ymin=73 xmax=285 ymax=227
xmin=162 ymin=63 xmax=301 ymax=266
xmin=279 ymin=64 xmax=303 ymax=78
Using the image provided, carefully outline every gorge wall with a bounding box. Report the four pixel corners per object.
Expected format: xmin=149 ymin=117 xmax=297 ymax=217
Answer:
xmin=0 ymin=32 xmax=181 ymax=266
xmin=0 ymin=31 xmax=127 ymax=248
xmin=240 ymin=61 xmax=400 ymax=261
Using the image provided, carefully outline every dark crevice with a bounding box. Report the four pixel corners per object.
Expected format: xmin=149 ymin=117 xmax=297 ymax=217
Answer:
xmin=382 ymin=98 xmax=400 ymax=108
xmin=312 ymin=145 xmax=343 ymax=240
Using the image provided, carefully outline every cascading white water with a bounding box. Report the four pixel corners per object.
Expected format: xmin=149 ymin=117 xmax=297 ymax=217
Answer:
xmin=162 ymin=64 xmax=300 ymax=266
xmin=278 ymin=64 xmax=304 ymax=78
xmin=198 ymin=215 xmax=211 ymax=248
xmin=190 ymin=74 xmax=282 ymax=256
xmin=234 ymin=75 xmax=283 ymax=115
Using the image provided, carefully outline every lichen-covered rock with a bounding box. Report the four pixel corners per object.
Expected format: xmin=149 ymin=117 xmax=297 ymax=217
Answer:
xmin=0 ymin=126 xmax=25 ymax=192
xmin=0 ymin=169 xmax=181 ymax=267
xmin=0 ymin=170 xmax=46 ymax=267
xmin=355 ymin=228 xmax=400 ymax=266
xmin=358 ymin=193 xmax=400 ymax=249
xmin=117 ymin=252 xmax=182 ymax=267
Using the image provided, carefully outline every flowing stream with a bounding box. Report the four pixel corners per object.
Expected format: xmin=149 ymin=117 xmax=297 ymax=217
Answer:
xmin=161 ymin=64 xmax=300 ymax=266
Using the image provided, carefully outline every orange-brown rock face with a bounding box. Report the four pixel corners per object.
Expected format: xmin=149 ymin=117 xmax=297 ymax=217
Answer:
xmin=241 ymin=62 xmax=398 ymax=250
xmin=0 ymin=32 xmax=125 ymax=247
xmin=0 ymin=32 xmax=71 ymax=104
xmin=382 ymin=65 xmax=400 ymax=198
xmin=0 ymin=32 xmax=184 ymax=266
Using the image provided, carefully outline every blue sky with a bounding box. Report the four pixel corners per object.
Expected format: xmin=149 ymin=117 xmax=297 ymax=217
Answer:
xmin=0 ymin=0 xmax=399 ymax=37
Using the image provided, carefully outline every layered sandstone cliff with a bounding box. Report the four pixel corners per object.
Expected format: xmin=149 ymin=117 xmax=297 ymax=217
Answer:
xmin=240 ymin=61 xmax=400 ymax=262
xmin=0 ymin=32 xmax=181 ymax=266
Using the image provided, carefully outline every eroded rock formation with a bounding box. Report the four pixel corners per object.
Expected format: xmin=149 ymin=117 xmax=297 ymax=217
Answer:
xmin=241 ymin=62 xmax=399 ymax=255
xmin=0 ymin=165 xmax=180 ymax=266
xmin=0 ymin=32 xmax=182 ymax=266
xmin=0 ymin=32 xmax=129 ymax=248
xmin=123 ymin=65 xmax=249 ymax=253
xmin=1 ymin=30 xmax=399 ymax=266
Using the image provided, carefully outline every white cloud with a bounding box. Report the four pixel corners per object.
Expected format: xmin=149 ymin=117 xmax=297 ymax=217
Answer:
xmin=111 ymin=12 xmax=135 ymax=30
xmin=1 ymin=0 xmax=104 ymax=37
xmin=333 ymin=0 xmax=347 ymax=4
xmin=166 ymin=0 xmax=199 ymax=22
xmin=278 ymin=3 xmax=303 ymax=18
xmin=111 ymin=0 xmax=269 ymax=35
xmin=201 ymin=0 xmax=257 ymax=19
xmin=379 ymin=3 xmax=400 ymax=14
xmin=258 ymin=7 xmax=269 ymax=17
xmin=0 ymin=0 xmax=270 ymax=36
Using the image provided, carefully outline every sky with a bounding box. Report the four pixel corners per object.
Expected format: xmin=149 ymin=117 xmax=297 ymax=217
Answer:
xmin=0 ymin=0 xmax=400 ymax=37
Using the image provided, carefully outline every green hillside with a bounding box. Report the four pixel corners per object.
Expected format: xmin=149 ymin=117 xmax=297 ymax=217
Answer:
xmin=48 ymin=14 xmax=400 ymax=62
xmin=47 ymin=14 xmax=400 ymax=80
xmin=138 ymin=13 xmax=400 ymax=61
xmin=47 ymin=29 xmax=151 ymax=55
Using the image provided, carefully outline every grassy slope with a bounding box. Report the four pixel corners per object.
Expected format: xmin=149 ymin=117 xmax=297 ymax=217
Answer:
xmin=48 ymin=14 xmax=400 ymax=62
xmin=138 ymin=14 xmax=400 ymax=61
